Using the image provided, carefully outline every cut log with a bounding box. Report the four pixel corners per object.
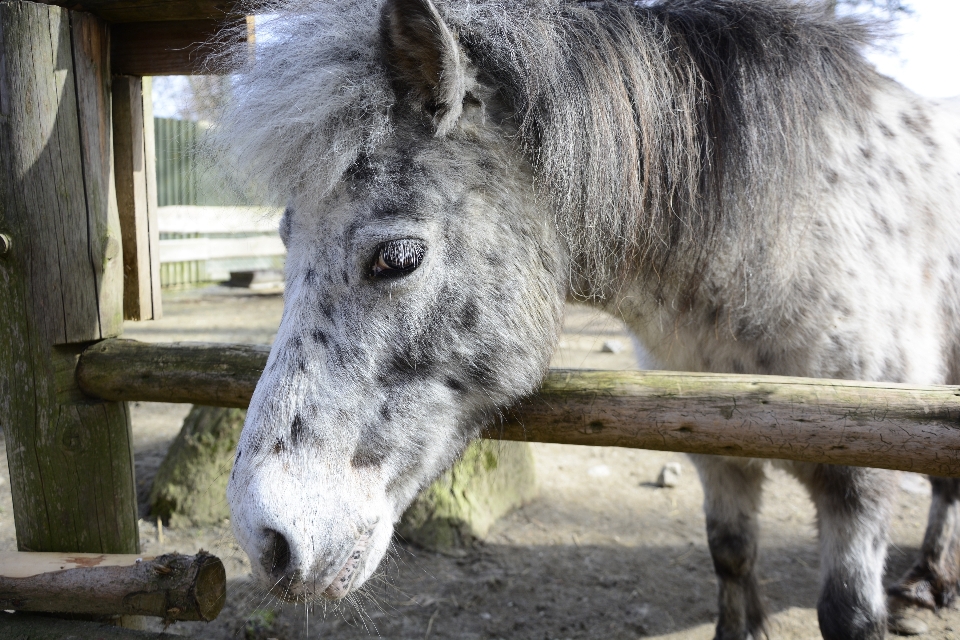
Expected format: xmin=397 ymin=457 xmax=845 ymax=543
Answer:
xmin=76 ymin=338 xmax=960 ymax=477
xmin=0 ymin=551 xmax=225 ymax=622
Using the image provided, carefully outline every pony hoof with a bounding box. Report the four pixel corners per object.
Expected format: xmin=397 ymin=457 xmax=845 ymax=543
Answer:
xmin=887 ymin=612 xmax=929 ymax=636
xmin=889 ymin=563 xmax=960 ymax=611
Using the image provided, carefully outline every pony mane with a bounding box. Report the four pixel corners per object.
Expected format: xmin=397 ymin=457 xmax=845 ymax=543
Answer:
xmin=211 ymin=0 xmax=881 ymax=293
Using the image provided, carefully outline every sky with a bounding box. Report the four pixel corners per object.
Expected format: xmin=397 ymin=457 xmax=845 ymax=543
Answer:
xmin=867 ymin=0 xmax=960 ymax=98
xmin=152 ymin=1 xmax=960 ymax=118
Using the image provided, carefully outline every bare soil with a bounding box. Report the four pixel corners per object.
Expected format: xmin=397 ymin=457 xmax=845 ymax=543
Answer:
xmin=2 ymin=286 xmax=959 ymax=639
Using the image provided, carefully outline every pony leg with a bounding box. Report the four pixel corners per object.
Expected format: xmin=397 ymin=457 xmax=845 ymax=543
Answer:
xmin=690 ymin=455 xmax=766 ymax=640
xmin=799 ymin=464 xmax=894 ymax=640
xmin=888 ymin=476 xmax=960 ymax=610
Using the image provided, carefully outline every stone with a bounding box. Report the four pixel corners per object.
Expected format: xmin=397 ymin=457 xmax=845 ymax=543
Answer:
xmin=601 ymin=339 xmax=624 ymax=353
xmin=149 ymin=405 xmax=245 ymax=527
xmin=656 ymin=462 xmax=682 ymax=488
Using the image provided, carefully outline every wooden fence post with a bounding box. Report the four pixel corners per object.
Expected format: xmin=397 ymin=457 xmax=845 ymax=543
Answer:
xmin=113 ymin=75 xmax=162 ymax=321
xmin=0 ymin=2 xmax=139 ymax=555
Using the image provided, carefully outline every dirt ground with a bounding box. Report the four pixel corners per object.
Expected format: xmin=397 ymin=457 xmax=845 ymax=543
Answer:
xmin=2 ymin=286 xmax=960 ymax=639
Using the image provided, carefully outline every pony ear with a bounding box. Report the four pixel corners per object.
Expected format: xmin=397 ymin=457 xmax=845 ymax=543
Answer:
xmin=382 ymin=0 xmax=467 ymax=135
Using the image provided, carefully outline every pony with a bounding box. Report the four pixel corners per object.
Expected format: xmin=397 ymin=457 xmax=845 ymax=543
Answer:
xmin=213 ymin=0 xmax=960 ymax=637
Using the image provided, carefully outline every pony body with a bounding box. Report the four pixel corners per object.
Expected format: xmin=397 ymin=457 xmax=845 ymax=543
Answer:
xmin=216 ymin=1 xmax=960 ymax=637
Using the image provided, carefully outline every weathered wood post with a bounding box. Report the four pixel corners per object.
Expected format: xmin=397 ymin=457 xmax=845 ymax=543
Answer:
xmin=0 ymin=2 xmax=139 ymax=556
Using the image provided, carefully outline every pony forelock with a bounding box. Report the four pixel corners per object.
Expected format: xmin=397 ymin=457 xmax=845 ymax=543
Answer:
xmin=210 ymin=0 xmax=881 ymax=294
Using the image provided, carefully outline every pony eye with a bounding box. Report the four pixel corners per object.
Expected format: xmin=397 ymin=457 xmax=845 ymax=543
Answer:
xmin=371 ymin=239 xmax=426 ymax=278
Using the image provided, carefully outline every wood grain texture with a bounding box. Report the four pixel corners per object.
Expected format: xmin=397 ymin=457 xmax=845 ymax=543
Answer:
xmin=0 ymin=551 xmax=225 ymax=621
xmin=78 ymin=339 xmax=270 ymax=407
xmin=36 ymin=0 xmax=237 ymax=23
xmin=72 ymin=11 xmax=124 ymax=338
xmin=76 ymin=339 xmax=960 ymax=477
xmin=0 ymin=611 xmax=191 ymax=639
xmin=0 ymin=2 xmax=138 ymax=554
xmin=112 ymin=17 xmax=246 ymax=75
xmin=113 ymin=75 xmax=161 ymax=321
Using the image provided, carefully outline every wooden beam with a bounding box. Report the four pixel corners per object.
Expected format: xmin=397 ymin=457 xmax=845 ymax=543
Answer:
xmin=112 ymin=17 xmax=248 ymax=76
xmin=76 ymin=339 xmax=960 ymax=477
xmin=78 ymin=340 xmax=270 ymax=407
xmin=0 ymin=2 xmax=138 ymax=555
xmin=37 ymin=0 xmax=238 ymax=23
xmin=0 ymin=612 xmax=192 ymax=639
xmin=0 ymin=551 xmax=225 ymax=622
xmin=113 ymin=75 xmax=162 ymax=321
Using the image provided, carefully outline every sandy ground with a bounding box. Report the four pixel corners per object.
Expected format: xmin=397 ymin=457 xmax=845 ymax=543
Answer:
xmin=2 ymin=286 xmax=959 ymax=639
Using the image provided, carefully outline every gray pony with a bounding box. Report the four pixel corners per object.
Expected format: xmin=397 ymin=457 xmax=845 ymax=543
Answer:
xmin=214 ymin=0 xmax=960 ymax=637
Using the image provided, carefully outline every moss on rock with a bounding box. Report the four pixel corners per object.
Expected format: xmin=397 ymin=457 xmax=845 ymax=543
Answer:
xmin=396 ymin=440 xmax=538 ymax=553
xmin=149 ymin=405 xmax=245 ymax=527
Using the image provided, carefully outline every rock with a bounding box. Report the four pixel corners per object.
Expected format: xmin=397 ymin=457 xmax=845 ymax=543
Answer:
xmin=397 ymin=440 xmax=538 ymax=554
xmin=656 ymin=462 xmax=682 ymax=488
xmin=601 ymin=339 xmax=624 ymax=353
xmin=149 ymin=405 xmax=245 ymax=527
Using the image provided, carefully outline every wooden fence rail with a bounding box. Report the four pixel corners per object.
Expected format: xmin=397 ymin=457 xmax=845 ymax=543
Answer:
xmin=76 ymin=339 xmax=960 ymax=477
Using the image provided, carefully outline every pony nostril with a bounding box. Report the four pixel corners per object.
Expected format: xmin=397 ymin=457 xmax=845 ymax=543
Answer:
xmin=263 ymin=528 xmax=292 ymax=575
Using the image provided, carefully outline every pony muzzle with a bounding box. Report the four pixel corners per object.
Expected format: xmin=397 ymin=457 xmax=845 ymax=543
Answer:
xmin=322 ymin=530 xmax=374 ymax=600
xmin=261 ymin=527 xmax=374 ymax=602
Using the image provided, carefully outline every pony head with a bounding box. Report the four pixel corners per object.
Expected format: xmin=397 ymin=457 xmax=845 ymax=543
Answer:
xmin=225 ymin=0 xmax=567 ymax=601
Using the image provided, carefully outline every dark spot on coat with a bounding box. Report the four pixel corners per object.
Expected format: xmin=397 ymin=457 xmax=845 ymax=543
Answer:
xmin=311 ymin=328 xmax=328 ymax=346
xmin=466 ymin=355 xmax=497 ymax=387
xmin=304 ymin=268 xmax=317 ymax=285
xmin=385 ymin=349 xmax=437 ymax=381
xmin=291 ymin=414 xmax=306 ymax=447
xmin=756 ymin=350 xmax=774 ymax=371
xmin=379 ymin=403 xmax=392 ymax=421
xmin=352 ymin=422 xmax=388 ymax=468
xmin=459 ymin=298 xmax=479 ymax=331
xmin=877 ymin=122 xmax=895 ymax=138
xmin=273 ymin=438 xmax=284 ymax=455
xmin=825 ymin=169 xmax=839 ymax=185
xmin=446 ymin=377 xmax=467 ymax=393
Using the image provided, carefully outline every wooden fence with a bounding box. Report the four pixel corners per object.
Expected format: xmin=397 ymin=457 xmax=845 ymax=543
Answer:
xmin=157 ymin=205 xmax=284 ymax=287
xmin=75 ymin=339 xmax=960 ymax=478
xmin=155 ymin=118 xmax=280 ymax=287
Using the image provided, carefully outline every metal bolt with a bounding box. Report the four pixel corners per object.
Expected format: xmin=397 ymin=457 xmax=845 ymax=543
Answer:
xmin=0 ymin=233 xmax=11 ymax=256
